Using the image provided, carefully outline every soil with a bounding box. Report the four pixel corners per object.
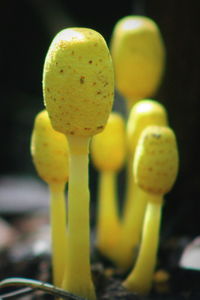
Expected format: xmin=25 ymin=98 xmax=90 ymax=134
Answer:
xmin=0 ymin=215 xmax=200 ymax=300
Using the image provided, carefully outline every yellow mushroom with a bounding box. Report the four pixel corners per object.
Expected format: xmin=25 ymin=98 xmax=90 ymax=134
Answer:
xmin=110 ymin=15 xmax=166 ymax=110
xmin=91 ymin=112 xmax=126 ymax=261
xmin=43 ymin=28 xmax=113 ymax=137
xmin=125 ymin=99 xmax=168 ymax=217
xmin=112 ymin=99 xmax=168 ymax=270
xmin=30 ymin=109 xmax=68 ymax=287
xmin=123 ymin=125 xmax=179 ymax=295
xmin=43 ymin=27 xmax=114 ymax=300
xmin=127 ymin=100 xmax=168 ymax=155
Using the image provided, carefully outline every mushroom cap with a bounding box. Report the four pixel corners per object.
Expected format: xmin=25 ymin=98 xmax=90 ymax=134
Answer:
xmin=134 ymin=125 xmax=179 ymax=195
xmin=31 ymin=110 xmax=69 ymax=185
xmin=110 ymin=15 xmax=165 ymax=103
xmin=91 ymin=112 xmax=126 ymax=172
xmin=127 ymin=99 xmax=168 ymax=153
xmin=43 ymin=27 xmax=114 ymax=137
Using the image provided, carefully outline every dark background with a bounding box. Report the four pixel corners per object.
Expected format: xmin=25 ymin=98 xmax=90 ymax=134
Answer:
xmin=0 ymin=0 xmax=200 ymax=238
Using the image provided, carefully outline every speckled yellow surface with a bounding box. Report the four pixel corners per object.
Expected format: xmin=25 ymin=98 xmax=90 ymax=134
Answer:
xmin=127 ymin=99 xmax=168 ymax=153
xmin=43 ymin=28 xmax=114 ymax=137
xmin=111 ymin=16 xmax=165 ymax=104
xmin=134 ymin=126 xmax=179 ymax=195
xmin=31 ymin=110 xmax=69 ymax=185
xmin=91 ymin=112 xmax=126 ymax=171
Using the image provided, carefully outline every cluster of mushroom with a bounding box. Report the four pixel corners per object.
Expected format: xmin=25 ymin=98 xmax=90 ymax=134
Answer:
xmin=30 ymin=15 xmax=179 ymax=300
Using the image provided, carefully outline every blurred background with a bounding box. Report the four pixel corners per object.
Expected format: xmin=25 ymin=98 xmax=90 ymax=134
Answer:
xmin=0 ymin=0 xmax=200 ymax=239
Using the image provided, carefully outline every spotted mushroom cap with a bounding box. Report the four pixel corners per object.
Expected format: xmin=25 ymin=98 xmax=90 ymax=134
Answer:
xmin=134 ymin=126 xmax=179 ymax=195
xmin=127 ymin=99 xmax=168 ymax=154
xmin=31 ymin=110 xmax=69 ymax=185
xmin=43 ymin=27 xmax=114 ymax=137
xmin=110 ymin=16 xmax=165 ymax=103
xmin=91 ymin=112 xmax=126 ymax=171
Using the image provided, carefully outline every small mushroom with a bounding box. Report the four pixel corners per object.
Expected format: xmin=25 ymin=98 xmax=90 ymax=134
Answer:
xmin=113 ymin=99 xmax=168 ymax=270
xmin=110 ymin=15 xmax=166 ymax=110
xmin=30 ymin=109 xmax=69 ymax=287
xmin=123 ymin=125 xmax=179 ymax=295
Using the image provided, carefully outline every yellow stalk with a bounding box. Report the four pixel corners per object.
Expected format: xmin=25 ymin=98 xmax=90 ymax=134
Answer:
xmin=90 ymin=112 xmax=126 ymax=262
xmin=49 ymin=182 xmax=67 ymax=287
xmin=126 ymin=97 xmax=139 ymax=113
xmin=123 ymin=153 xmax=135 ymax=218
xmin=113 ymin=188 xmax=147 ymax=270
xmin=96 ymin=171 xmax=121 ymax=259
xmin=62 ymin=135 xmax=96 ymax=300
xmin=123 ymin=193 xmax=163 ymax=295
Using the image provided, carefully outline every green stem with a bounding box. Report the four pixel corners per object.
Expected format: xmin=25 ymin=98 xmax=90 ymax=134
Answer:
xmin=123 ymin=193 xmax=163 ymax=295
xmin=49 ymin=182 xmax=67 ymax=287
xmin=62 ymin=135 xmax=96 ymax=300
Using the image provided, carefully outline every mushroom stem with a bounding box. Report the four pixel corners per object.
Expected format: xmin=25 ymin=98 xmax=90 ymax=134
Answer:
xmin=96 ymin=171 xmax=121 ymax=257
xmin=62 ymin=135 xmax=96 ymax=300
xmin=115 ymin=188 xmax=147 ymax=270
xmin=126 ymin=97 xmax=138 ymax=112
xmin=123 ymin=192 xmax=162 ymax=295
xmin=123 ymin=154 xmax=136 ymax=217
xmin=49 ymin=182 xmax=67 ymax=287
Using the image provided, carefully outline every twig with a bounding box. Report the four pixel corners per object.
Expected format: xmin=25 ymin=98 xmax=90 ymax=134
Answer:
xmin=0 ymin=277 xmax=86 ymax=300
xmin=0 ymin=287 xmax=33 ymax=299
